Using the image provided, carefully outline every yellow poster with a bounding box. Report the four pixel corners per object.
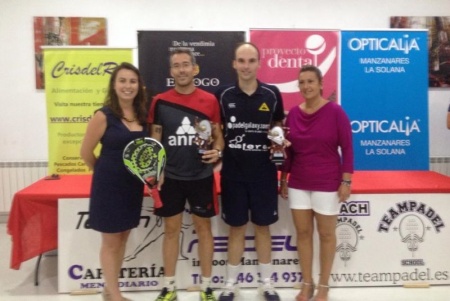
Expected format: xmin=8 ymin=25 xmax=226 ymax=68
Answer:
xmin=44 ymin=48 xmax=132 ymax=175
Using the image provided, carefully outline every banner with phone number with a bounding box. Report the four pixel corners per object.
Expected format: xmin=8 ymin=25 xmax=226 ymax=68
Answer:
xmin=58 ymin=196 xmax=302 ymax=293
xmin=44 ymin=48 xmax=132 ymax=175
xmin=58 ymin=193 xmax=450 ymax=292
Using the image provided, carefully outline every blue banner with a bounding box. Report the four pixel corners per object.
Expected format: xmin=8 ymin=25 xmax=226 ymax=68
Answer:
xmin=341 ymin=30 xmax=429 ymax=170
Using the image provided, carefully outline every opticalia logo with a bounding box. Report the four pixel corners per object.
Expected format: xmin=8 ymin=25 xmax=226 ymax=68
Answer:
xmin=166 ymin=77 xmax=220 ymax=87
xmin=351 ymin=116 xmax=420 ymax=136
xmin=347 ymin=35 xmax=420 ymax=54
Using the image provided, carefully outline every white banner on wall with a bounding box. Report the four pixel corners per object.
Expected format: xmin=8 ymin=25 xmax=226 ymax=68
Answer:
xmin=58 ymin=193 xmax=450 ymax=293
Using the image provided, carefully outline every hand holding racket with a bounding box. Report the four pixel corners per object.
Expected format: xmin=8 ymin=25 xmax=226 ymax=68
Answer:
xmin=123 ymin=137 xmax=166 ymax=208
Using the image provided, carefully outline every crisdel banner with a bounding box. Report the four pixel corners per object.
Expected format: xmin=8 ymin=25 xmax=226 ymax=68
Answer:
xmin=44 ymin=47 xmax=132 ymax=175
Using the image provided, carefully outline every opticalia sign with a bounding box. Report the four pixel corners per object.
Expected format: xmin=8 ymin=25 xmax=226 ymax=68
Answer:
xmin=351 ymin=116 xmax=421 ymax=136
xmin=347 ymin=35 xmax=420 ymax=54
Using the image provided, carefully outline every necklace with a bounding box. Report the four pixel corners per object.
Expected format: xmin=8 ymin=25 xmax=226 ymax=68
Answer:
xmin=122 ymin=116 xmax=136 ymax=122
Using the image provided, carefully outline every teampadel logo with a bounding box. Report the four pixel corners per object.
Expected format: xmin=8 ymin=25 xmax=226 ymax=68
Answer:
xmin=377 ymin=200 xmax=445 ymax=265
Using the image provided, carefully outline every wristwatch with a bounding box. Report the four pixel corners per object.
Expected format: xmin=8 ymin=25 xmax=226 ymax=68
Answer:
xmin=215 ymin=149 xmax=223 ymax=158
xmin=341 ymin=179 xmax=352 ymax=186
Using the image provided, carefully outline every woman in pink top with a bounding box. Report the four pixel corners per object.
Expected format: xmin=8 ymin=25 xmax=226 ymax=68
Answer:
xmin=280 ymin=65 xmax=354 ymax=301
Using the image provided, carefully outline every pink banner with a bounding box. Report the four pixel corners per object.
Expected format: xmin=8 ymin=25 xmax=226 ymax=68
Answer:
xmin=250 ymin=29 xmax=339 ymax=111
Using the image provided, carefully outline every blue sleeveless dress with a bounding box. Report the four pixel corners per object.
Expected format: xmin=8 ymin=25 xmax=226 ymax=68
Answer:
xmin=89 ymin=107 xmax=146 ymax=233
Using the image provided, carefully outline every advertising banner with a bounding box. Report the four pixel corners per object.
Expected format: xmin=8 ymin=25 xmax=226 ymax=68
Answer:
xmin=332 ymin=194 xmax=449 ymax=287
xmin=58 ymin=194 xmax=450 ymax=292
xmin=58 ymin=197 xmax=299 ymax=292
xmin=341 ymin=30 xmax=429 ymax=170
xmin=44 ymin=48 xmax=132 ymax=175
xmin=250 ymin=29 xmax=339 ymax=111
xmin=138 ymin=31 xmax=245 ymax=97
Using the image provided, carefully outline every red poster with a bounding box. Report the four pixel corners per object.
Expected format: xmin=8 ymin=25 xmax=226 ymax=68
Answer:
xmin=250 ymin=29 xmax=339 ymax=111
xmin=33 ymin=17 xmax=107 ymax=89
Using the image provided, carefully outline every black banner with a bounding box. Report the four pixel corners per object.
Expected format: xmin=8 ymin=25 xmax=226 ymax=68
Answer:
xmin=138 ymin=31 xmax=245 ymax=97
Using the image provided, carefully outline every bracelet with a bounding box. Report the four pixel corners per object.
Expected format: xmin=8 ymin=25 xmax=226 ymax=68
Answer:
xmin=341 ymin=180 xmax=352 ymax=187
xmin=280 ymin=179 xmax=287 ymax=183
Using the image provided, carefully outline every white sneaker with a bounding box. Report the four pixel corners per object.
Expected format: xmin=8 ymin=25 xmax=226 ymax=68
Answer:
xmin=258 ymin=280 xmax=280 ymax=301
xmin=218 ymin=284 xmax=238 ymax=301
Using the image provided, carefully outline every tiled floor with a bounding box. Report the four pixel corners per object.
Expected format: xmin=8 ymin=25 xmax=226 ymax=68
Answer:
xmin=1 ymin=222 xmax=449 ymax=301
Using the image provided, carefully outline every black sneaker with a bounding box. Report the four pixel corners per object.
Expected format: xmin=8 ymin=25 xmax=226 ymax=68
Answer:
xmin=155 ymin=287 xmax=177 ymax=301
xmin=200 ymin=287 xmax=216 ymax=301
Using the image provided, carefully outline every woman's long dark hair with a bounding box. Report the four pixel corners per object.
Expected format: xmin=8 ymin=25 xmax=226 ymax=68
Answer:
xmin=104 ymin=62 xmax=148 ymax=124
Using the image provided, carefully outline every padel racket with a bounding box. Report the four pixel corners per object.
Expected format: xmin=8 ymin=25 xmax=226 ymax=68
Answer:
xmin=123 ymin=137 xmax=166 ymax=208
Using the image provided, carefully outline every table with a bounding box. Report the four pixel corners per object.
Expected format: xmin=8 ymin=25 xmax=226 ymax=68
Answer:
xmin=7 ymin=173 xmax=222 ymax=270
xmin=7 ymin=175 xmax=92 ymax=271
xmin=7 ymin=171 xmax=450 ymax=284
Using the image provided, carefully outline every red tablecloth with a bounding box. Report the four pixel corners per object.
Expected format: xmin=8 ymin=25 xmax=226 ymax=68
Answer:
xmin=7 ymin=171 xmax=450 ymax=270
xmin=351 ymin=170 xmax=450 ymax=193
xmin=7 ymin=175 xmax=92 ymax=270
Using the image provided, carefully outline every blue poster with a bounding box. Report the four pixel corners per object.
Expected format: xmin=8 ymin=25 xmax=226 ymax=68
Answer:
xmin=341 ymin=30 xmax=429 ymax=170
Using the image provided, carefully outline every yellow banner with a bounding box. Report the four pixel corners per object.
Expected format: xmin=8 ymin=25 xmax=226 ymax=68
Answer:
xmin=44 ymin=48 xmax=132 ymax=175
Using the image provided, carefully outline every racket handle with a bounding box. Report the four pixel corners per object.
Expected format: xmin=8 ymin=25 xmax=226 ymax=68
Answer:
xmin=151 ymin=187 xmax=163 ymax=208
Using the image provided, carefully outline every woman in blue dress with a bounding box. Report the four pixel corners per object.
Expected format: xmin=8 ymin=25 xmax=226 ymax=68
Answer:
xmin=81 ymin=62 xmax=147 ymax=301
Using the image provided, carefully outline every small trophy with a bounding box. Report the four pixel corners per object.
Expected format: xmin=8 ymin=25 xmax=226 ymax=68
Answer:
xmin=268 ymin=126 xmax=287 ymax=165
xmin=193 ymin=118 xmax=213 ymax=155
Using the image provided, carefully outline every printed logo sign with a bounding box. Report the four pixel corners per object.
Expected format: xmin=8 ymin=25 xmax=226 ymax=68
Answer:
xmin=58 ymin=198 xmax=300 ymax=292
xmin=59 ymin=192 xmax=450 ymax=291
xmin=335 ymin=201 xmax=369 ymax=267
xmin=341 ymin=30 xmax=429 ymax=170
xmin=250 ymin=30 xmax=339 ymax=111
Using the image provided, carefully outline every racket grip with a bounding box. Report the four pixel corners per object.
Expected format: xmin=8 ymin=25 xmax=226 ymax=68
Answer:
xmin=151 ymin=188 xmax=163 ymax=208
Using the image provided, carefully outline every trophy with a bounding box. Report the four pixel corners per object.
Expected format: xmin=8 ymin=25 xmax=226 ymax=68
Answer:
xmin=193 ymin=118 xmax=213 ymax=155
xmin=267 ymin=126 xmax=287 ymax=165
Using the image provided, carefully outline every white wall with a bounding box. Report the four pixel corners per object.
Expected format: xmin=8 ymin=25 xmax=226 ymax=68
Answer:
xmin=1 ymin=0 xmax=450 ymax=161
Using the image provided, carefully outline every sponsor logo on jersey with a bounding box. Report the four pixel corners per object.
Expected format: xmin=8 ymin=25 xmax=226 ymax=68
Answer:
xmin=168 ymin=117 xmax=197 ymax=146
xmin=259 ymin=102 xmax=270 ymax=111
